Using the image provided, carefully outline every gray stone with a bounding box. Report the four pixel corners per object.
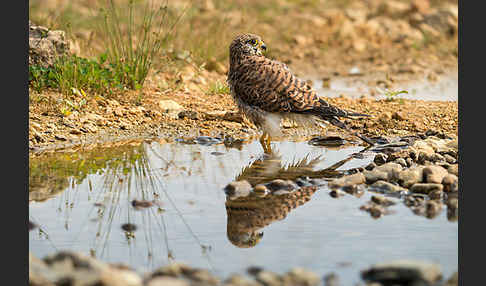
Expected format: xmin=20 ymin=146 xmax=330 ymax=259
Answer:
xmin=361 ymin=260 xmax=442 ymax=285
xmin=329 ymin=173 xmax=366 ymax=189
xmin=397 ymin=166 xmax=424 ymax=188
xmin=410 ymin=183 xmax=443 ymax=194
xmin=423 ymin=165 xmax=448 ymax=184
xmin=442 ymin=174 xmax=458 ymax=193
xmin=370 ymin=180 xmax=407 ymax=193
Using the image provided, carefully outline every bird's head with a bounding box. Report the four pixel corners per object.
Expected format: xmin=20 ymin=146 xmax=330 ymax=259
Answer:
xmin=229 ymin=33 xmax=266 ymax=62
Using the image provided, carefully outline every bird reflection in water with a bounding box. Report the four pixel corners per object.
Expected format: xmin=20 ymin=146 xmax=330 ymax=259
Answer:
xmin=224 ymin=144 xmax=364 ymax=248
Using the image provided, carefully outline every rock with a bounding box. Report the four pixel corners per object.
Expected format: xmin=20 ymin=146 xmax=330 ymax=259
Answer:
xmin=29 ymin=21 xmax=70 ymax=68
xmin=373 ymin=153 xmax=388 ymax=165
xmin=410 ymin=183 xmax=443 ymax=194
xmin=361 ymin=260 xmax=442 ymax=285
xmin=393 ymin=158 xmax=407 ymax=168
xmin=370 ymin=180 xmax=407 ymax=193
xmin=442 ymin=174 xmax=458 ymax=193
xmin=411 ymin=140 xmax=435 ymax=158
xmin=159 ymin=100 xmax=185 ymax=119
xmin=411 ymin=0 xmax=430 ymax=15
xmin=397 ymin=166 xmax=424 ymax=188
xmin=446 ymin=164 xmax=458 ymax=176
xmin=392 ymin=112 xmax=405 ymax=121
xmin=380 ymin=1 xmax=410 ymax=16
xmin=147 ymin=277 xmax=190 ymax=286
xmin=443 ymin=154 xmax=456 ymax=164
xmin=374 ymin=162 xmax=403 ymax=182
xmin=224 ymin=180 xmax=252 ymax=199
xmin=423 ymin=165 xmax=448 ymax=184
xmin=329 ymin=189 xmax=343 ymax=198
xmin=282 ymin=267 xmax=320 ymax=286
xmin=363 ymin=169 xmax=388 ymax=184
xmin=329 ymin=173 xmax=366 ymax=189
xmin=365 ymin=162 xmax=377 ymax=171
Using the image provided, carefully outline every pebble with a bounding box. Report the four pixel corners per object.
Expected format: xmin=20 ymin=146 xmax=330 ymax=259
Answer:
xmin=121 ymin=223 xmax=137 ymax=232
xmin=329 ymin=173 xmax=365 ymax=189
xmin=393 ymin=158 xmax=407 ymax=168
xmin=373 ymin=153 xmax=388 ymax=165
xmin=446 ymin=164 xmax=458 ymax=176
xmin=374 ymin=162 xmax=403 ymax=182
xmin=397 ymin=166 xmax=424 ymax=188
xmin=423 ymin=165 xmax=448 ymax=184
xmin=363 ymin=169 xmax=388 ymax=184
xmin=131 ymin=200 xmax=154 ymax=209
xmin=410 ymin=183 xmax=443 ymax=194
xmin=329 ymin=190 xmax=343 ymax=198
xmin=442 ymin=174 xmax=458 ymax=192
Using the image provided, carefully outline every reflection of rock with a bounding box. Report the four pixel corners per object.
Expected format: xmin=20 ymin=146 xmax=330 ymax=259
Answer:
xmin=29 ymin=173 xmax=70 ymax=202
xmin=225 ymin=186 xmax=317 ymax=248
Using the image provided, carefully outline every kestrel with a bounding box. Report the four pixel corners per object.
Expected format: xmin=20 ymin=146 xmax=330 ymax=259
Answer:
xmin=227 ymin=33 xmax=373 ymax=153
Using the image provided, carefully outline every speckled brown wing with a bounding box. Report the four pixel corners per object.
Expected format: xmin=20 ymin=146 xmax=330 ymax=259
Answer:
xmin=229 ymin=56 xmax=351 ymax=118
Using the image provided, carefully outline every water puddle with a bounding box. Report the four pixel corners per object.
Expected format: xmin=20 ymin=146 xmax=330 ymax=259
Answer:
xmin=310 ymin=71 xmax=458 ymax=102
xmin=29 ymin=138 xmax=457 ymax=285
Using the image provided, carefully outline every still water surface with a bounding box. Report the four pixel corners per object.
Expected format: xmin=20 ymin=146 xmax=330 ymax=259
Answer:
xmin=29 ymin=139 xmax=458 ymax=285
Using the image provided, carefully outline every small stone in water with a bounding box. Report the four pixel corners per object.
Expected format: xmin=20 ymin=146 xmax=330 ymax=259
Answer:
xmin=121 ymin=223 xmax=137 ymax=232
xmin=131 ymin=200 xmax=154 ymax=209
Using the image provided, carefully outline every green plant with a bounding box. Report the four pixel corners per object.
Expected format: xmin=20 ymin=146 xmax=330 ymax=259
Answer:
xmin=206 ymin=80 xmax=230 ymax=95
xmin=376 ymin=87 xmax=408 ymax=101
xmin=28 ymin=55 xmax=121 ymax=95
xmin=99 ymin=0 xmax=186 ymax=90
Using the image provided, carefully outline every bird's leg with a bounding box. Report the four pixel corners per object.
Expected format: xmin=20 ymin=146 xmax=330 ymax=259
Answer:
xmin=259 ymin=132 xmax=273 ymax=154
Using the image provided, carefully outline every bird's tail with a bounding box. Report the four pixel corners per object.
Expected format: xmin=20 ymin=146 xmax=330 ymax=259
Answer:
xmin=344 ymin=110 xmax=371 ymax=118
xmin=327 ymin=116 xmax=375 ymax=145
